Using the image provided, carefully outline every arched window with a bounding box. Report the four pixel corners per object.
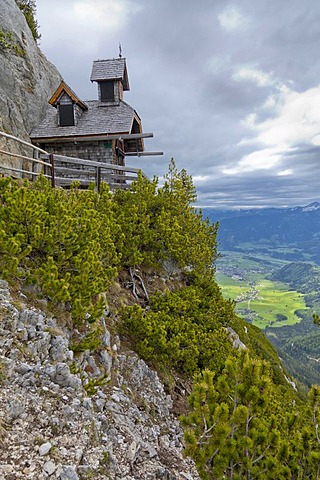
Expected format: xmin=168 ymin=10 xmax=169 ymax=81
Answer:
xmin=58 ymin=93 xmax=74 ymax=127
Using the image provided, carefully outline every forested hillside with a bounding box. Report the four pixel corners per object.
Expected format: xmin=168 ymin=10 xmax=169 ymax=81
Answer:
xmin=265 ymin=262 xmax=320 ymax=387
xmin=271 ymin=262 xmax=320 ymax=306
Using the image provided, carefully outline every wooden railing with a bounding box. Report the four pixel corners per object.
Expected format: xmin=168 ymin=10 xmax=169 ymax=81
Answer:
xmin=0 ymin=130 xmax=148 ymax=190
xmin=51 ymin=154 xmax=148 ymax=190
xmin=0 ymin=130 xmax=53 ymax=183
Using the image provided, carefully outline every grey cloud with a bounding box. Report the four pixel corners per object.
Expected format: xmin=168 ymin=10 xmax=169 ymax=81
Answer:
xmin=36 ymin=0 xmax=320 ymax=208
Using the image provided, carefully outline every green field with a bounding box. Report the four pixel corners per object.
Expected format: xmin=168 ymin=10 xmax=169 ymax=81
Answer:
xmin=216 ymin=268 xmax=309 ymax=330
xmin=216 ymin=250 xmax=320 ymax=387
xmin=216 ymin=273 xmax=248 ymax=300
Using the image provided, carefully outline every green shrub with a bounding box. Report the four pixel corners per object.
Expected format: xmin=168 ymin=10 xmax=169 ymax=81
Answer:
xmin=181 ymin=353 xmax=320 ymax=479
xmin=0 ymin=162 xmax=218 ymax=326
xmin=16 ymin=0 xmax=40 ymax=41
xmin=0 ymin=177 xmax=119 ymax=324
xmin=72 ymin=330 xmax=102 ymax=354
xmin=0 ymin=30 xmax=24 ymax=56
xmin=120 ymin=279 xmax=235 ymax=375
xmin=112 ymin=160 xmax=218 ymax=275
xmin=84 ymin=374 xmax=110 ymax=396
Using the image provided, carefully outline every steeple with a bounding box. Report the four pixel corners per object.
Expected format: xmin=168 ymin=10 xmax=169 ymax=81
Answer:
xmin=90 ymin=58 xmax=130 ymax=104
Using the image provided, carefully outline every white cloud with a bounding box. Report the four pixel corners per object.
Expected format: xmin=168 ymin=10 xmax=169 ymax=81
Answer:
xmin=229 ymin=84 xmax=320 ymax=176
xmin=37 ymin=0 xmax=142 ymax=55
xmin=278 ymin=169 xmax=293 ymax=176
xmin=193 ymin=175 xmax=211 ymax=184
xmin=262 ymin=95 xmax=277 ymax=110
xmin=242 ymin=113 xmax=257 ymax=128
xmin=218 ymin=5 xmax=250 ymax=32
xmin=233 ymin=65 xmax=275 ymax=87
xmin=222 ymin=147 xmax=282 ymax=175
xmin=312 ymin=134 xmax=320 ymax=145
xmin=73 ymin=0 xmax=138 ymax=33
xmin=255 ymin=86 xmax=320 ymax=147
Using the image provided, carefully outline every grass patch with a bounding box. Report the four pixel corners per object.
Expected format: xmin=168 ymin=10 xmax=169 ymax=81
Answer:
xmin=216 ymin=272 xmax=248 ymax=300
xmin=247 ymin=279 xmax=307 ymax=329
xmin=217 ymin=258 xmax=309 ymax=330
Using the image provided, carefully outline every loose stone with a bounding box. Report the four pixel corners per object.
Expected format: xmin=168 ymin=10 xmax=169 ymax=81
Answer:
xmin=39 ymin=442 xmax=52 ymax=456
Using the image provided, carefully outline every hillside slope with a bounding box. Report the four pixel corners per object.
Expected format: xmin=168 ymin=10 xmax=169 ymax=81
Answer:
xmin=271 ymin=262 xmax=320 ymax=302
xmin=0 ymin=278 xmax=200 ymax=479
xmin=0 ymin=168 xmax=297 ymax=479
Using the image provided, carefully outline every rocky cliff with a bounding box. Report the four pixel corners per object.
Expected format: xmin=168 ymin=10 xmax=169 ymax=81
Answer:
xmin=0 ymin=0 xmax=61 ymax=139
xmin=0 ymin=279 xmax=200 ymax=479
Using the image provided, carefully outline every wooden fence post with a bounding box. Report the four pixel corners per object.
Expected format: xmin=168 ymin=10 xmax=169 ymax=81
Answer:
xmin=96 ymin=166 xmax=101 ymax=192
xmin=49 ymin=153 xmax=55 ymax=188
xmin=32 ymin=149 xmax=39 ymax=182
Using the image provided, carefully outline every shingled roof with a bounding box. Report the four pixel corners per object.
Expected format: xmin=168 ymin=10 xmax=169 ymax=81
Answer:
xmin=30 ymin=100 xmax=141 ymax=140
xmin=49 ymin=81 xmax=88 ymax=110
xmin=90 ymin=58 xmax=130 ymax=90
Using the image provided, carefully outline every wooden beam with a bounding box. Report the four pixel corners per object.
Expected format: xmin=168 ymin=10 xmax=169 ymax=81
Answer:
xmin=0 ymin=149 xmax=52 ymax=167
xmin=54 ymin=176 xmax=94 ymax=185
xmin=54 ymin=170 xmax=136 ymax=181
xmin=0 ymin=164 xmax=45 ymax=177
xmin=54 ymin=177 xmax=131 ymax=190
xmin=52 ymin=154 xmax=114 ymax=168
xmin=109 ymin=174 xmax=137 ymax=181
xmin=125 ymin=151 xmax=164 ymax=157
xmin=32 ymin=132 xmax=154 ymax=144
xmin=0 ymin=130 xmax=47 ymax=154
xmin=52 ymin=154 xmax=149 ymax=178
xmin=55 ymin=166 xmax=97 ymax=176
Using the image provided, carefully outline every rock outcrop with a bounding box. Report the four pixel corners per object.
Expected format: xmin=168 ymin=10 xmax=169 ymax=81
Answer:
xmin=0 ymin=279 xmax=200 ymax=479
xmin=0 ymin=0 xmax=61 ymax=139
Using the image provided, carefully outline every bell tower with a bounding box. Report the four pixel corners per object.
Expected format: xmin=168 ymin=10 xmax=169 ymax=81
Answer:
xmin=90 ymin=57 xmax=130 ymax=105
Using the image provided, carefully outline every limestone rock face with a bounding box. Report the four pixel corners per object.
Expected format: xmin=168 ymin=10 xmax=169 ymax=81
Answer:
xmin=0 ymin=0 xmax=61 ymax=139
xmin=0 ymin=280 xmax=200 ymax=480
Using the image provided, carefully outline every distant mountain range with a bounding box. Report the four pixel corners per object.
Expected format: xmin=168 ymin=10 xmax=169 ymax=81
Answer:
xmin=202 ymin=202 xmax=320 ymax=264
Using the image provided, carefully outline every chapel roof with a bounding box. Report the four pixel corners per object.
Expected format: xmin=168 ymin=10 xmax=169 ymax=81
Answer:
xmin=90 ymin=58 xmax=130 ymax=90
xmin=30 ymin=100 xmax=141 ymax=140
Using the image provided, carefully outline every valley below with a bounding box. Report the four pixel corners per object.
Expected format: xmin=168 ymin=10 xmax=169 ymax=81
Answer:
xmin=217 ymin=252 xmax=307 ymax=330
xmin=216 ymin=249 xmax=320 ymax=388
xmin=203 ymin=202 xmax=320 ymax=388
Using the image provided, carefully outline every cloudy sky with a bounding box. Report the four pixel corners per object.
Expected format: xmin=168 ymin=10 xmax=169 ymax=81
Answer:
xmin=35 ymin=0 xmax=320 ymax=209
